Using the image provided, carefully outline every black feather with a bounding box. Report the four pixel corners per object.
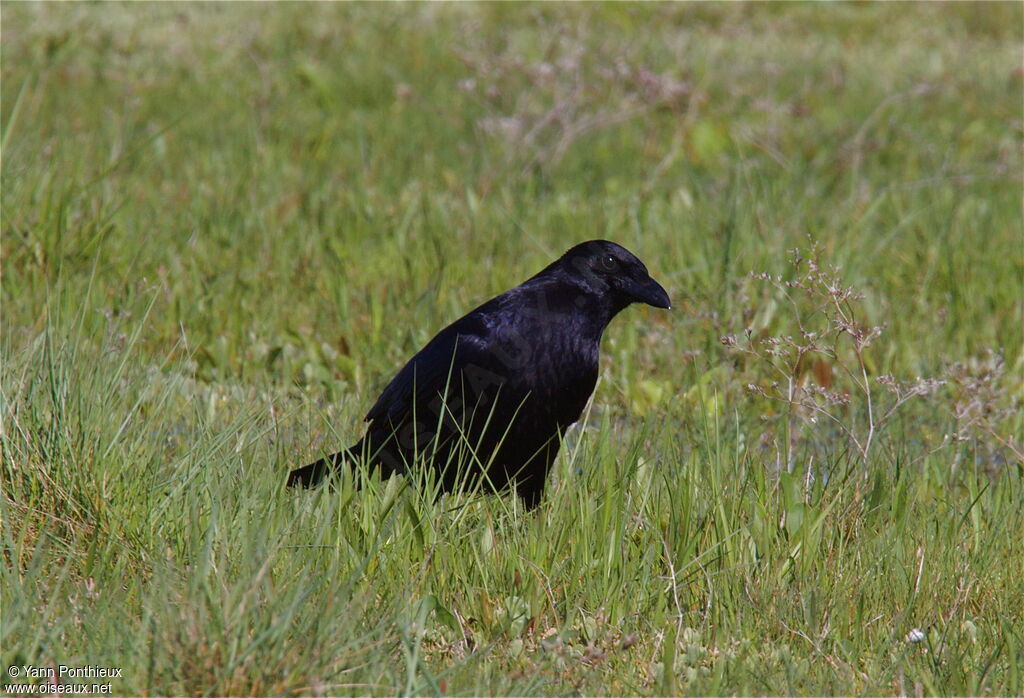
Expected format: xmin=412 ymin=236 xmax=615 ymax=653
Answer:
xmin=287 ymin=240 xmax=671 ymax=508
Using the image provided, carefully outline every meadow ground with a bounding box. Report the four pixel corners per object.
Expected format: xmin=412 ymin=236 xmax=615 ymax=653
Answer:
xmin=2 ymin=3 xmax=1022 ymax=695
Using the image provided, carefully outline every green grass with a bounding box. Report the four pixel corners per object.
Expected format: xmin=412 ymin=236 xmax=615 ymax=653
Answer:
xmin=2 ymin=3 xmax=1022 ymax=695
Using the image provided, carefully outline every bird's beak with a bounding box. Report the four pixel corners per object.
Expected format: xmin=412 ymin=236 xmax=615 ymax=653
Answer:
xmin=626 ymin=276 xmax=672 ymax=310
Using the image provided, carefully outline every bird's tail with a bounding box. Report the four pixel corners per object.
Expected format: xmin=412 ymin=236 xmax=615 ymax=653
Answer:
xmin=287 ymin=446 xmax=357 ymax=488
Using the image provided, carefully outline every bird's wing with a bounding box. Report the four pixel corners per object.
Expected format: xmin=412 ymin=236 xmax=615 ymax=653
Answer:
xmin=364 ymin=313 xmax=497 ymax=425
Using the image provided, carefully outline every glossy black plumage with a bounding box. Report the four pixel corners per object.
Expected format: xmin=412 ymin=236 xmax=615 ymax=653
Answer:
xmin=287 ymin=240 xmax=670 ymax=508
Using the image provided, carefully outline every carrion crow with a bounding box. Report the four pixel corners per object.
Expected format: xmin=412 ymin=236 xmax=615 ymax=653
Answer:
xmin=287 ymin=239 xmax=671 ymax=508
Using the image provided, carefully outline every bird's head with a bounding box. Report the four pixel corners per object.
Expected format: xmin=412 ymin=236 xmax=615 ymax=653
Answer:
xmin=557 ymin=240 xmax=672 ymax=312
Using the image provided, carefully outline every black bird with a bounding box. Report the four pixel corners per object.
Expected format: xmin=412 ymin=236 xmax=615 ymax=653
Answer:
xmin=287 ymin=240 xmax=671 ymax=508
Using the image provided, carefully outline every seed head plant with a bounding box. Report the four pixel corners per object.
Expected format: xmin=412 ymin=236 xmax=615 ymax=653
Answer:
xmin=723 ymin=245 xmax=945 ymax=472
xmin=945 ymin=350 xmax=1023 ymax=474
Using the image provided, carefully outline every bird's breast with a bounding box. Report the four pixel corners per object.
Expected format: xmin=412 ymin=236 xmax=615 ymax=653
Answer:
xmin=487 ymin=329 xmax=598 ymax=427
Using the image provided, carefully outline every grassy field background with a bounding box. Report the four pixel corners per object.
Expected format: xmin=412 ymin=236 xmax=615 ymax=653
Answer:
xmin=2 ymin=3 xmax=1022 ymax=695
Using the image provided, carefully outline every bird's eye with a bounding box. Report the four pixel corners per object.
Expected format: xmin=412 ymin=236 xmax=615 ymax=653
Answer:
xmin=599 ymin=254 xmax=618 ymax=272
